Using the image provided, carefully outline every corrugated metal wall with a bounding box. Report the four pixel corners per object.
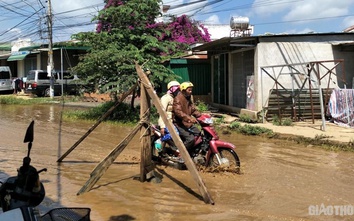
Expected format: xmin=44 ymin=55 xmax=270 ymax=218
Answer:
xmin=169 ymin=59 xmax=211 ymax=95
xmin=213 ymin=54 xmax=229 ymax=105
xmin=232 ymin=50 xmax=254 ymax=108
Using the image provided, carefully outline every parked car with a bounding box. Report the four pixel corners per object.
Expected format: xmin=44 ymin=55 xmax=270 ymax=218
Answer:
xmin=0 ymin=66 xmax=13 ymax=93
xmin=25 ymin=70 xmax=82 ymax=97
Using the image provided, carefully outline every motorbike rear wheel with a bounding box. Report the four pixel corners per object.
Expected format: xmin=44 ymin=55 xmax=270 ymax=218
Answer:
xmin=208 ymin=148 xmax=240 ymax=173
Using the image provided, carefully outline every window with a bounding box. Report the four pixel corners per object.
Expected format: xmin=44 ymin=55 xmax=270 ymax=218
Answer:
xmin=0 ymin=71 xmax=10 ymax=80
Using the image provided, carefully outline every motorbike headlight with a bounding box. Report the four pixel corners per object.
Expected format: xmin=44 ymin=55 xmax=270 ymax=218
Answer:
xmin=203 ymin=117 xmax=213 ymax=125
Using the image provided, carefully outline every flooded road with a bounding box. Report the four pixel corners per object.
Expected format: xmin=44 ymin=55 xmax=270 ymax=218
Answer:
xmin=1 ymin=104 xmax=354 ymax=221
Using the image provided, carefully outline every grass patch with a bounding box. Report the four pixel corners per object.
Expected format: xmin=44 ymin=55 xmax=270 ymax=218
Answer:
xmin=0 ymin=95 xmax=81 ymax=105
xmin=227 ymin=123 xmax=274 ymax=136
xmin=272 ymin=115 xmax=293 ymax=126
xmin=63 ymin=101 xmax=159 ymax=124
xmin=272 ymin=133 xmax=354 ymax=152
xmin=238 ymin=113 xmax=255 ymax=123
xmin=196 ymin=100 xmax=209 ymax=112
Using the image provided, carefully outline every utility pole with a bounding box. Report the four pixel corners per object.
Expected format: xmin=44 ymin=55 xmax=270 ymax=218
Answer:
xmin=47 ymin=0 xmax=54 ymax=98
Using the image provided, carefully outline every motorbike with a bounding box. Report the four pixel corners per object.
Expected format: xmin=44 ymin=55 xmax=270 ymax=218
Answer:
xmin=0 ymin=120 xmax=91 ymax=221
xmin=151 ymin=114 xmax=241 ymax=172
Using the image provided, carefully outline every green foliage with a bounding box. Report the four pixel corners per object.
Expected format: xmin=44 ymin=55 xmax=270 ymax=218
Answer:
xmin=238 ymin=124 xmax=274 ymax=135
xmin=238 ymin=113 xmax=254 ymax=123
xmin=0 ymin=95 xmax=78 ymax=105
xmin=272 ymin=115 xmax=293 ymax=126
xmin=71 ymin=0 xmax=185 ymax=95
xmin=272 ymin=115 xmax=280 ymax=125
xmin=195 ymin=100 xmax=208 ymax=112
xmin=213 ymin=115 xmax=225 ymax=125
xmin=229 ymin=121 xmax=241 ymax=130
xmin=64 ymin=101 xmax=159 ymax=124
xmin=71 ymin=0 xmax=211 ymax=96
xmin=281 ymin=118 xmax=293 ymax=126
xmin=227 ymin=123 xmax=274 ymax=136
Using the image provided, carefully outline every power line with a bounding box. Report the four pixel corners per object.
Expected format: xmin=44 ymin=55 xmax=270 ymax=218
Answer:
xmin=0 ymin=8 xmax=43 ymax=37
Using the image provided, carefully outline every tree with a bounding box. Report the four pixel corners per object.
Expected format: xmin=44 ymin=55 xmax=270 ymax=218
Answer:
xmin=72 ymin=0 xmax=210 ymax=96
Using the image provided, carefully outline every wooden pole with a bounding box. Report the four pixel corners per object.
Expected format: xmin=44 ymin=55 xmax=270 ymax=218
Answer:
xmin=57 ymin=83 xmax=138 ymax=162
xmin=139 ymin=81 xmax=153 ymax=182
xmin=77 ymin=122 xmax=143 ymax=195
xmin=135 ymin=62 xmax=214 ymax=204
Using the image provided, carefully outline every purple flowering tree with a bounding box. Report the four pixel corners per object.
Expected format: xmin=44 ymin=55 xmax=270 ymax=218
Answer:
xmin=72 ymin=0 xmax=210 ymax=95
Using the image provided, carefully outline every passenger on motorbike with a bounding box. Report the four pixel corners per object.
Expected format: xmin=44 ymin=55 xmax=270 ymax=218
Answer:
xmin=158 ymin=81 xmax=180 ymax=137
xmin=173 ymin=81 xmax=202 ymax=152
xmin=157 ymin=81 xmax=181 ymax=158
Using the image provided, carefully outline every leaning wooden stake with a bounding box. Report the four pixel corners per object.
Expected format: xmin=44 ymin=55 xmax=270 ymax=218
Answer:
xmin=57 ymin=83 xmax=138 ymax=162
xmin=139 ymin=81 xmax=154 ymax=182
xmin=77 ymin=122 xmax=143 ymax=195
xmin=135 ymin=62 xmax=214 ymax=205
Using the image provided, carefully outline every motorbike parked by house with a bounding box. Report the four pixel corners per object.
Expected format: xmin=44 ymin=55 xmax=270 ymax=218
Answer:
xmin=0 ymin=120 xmax=91 ymax=221
xmin=151 ymin=114 xmax=241 ymax=172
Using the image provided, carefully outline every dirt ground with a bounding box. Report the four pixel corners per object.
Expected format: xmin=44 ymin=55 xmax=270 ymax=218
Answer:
xmin=259 ymin=120 xmax=353 ymax=143
xmin=220 ymin=114 xmax=354 ymax=144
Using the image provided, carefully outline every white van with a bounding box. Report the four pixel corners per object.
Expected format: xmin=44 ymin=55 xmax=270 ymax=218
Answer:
xmin=25 ymin=70 xmax=82 ymax=97
xmin=0 ymin=66 xmax=13 ymax=92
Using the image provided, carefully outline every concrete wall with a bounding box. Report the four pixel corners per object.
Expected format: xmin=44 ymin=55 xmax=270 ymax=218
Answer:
xmin=255 ymin=42 xmax=341 ymax=112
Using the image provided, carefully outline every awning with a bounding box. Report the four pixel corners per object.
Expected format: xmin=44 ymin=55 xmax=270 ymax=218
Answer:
xmin=7 ymin=53 xmax=29 ymax=61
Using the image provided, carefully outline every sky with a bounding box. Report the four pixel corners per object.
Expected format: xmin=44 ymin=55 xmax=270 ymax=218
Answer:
xmin=1 ymin=0 xmax=354 ymax=44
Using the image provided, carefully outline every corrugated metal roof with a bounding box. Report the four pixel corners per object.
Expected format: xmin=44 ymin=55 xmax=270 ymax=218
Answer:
xmin=192 ymin=32 xmax=354 ymax=53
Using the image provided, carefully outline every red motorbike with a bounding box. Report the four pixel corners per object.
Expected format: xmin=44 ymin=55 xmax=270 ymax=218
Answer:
xmin=151 ymin=114 xmax=240 ymax=172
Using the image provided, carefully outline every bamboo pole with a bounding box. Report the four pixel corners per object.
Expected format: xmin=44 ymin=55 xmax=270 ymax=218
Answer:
xmin=139 ymin=82 xmax=153 ymax=182
xmin=135 ymin=62 xmax=214 ymax=205
xmin=77 ymin=122 xmax=143 ymax=195
xmin=57 ymin=83 xmax=138 ymax=162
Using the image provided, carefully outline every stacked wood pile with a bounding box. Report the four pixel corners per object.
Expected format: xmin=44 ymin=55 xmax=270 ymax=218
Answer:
xmin=265 ymin=88 xmax=333 ymax=121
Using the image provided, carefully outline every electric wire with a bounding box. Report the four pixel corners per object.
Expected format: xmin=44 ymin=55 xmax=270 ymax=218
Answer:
xmin=0 ymin=0 xmax=353 ymax=43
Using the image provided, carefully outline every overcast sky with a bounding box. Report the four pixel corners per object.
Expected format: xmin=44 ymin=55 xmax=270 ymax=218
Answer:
xmin=1 ymin=0 xmax=354 ymax=43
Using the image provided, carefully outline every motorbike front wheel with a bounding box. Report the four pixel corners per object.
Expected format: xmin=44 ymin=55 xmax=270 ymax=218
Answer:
xmin=208 ymin=148 xmax=240 ymax=173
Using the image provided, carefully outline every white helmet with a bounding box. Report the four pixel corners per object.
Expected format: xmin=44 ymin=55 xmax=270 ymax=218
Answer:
xmin=167 ymin=81 xmax=180 ymax=90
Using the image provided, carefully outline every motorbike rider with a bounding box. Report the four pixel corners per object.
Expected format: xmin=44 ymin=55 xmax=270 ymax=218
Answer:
xmin=173 ymin=81 xmax=201 ymax=152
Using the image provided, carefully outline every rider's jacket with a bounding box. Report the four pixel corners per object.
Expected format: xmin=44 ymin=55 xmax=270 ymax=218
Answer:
xmin=173 ymin=92 xmax=201 ymax=128
xmin=158 ymin=93 xmax=174 ymax=129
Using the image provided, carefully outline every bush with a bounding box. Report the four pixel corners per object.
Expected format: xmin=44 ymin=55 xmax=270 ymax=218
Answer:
xmin=227 ymin=122 xmax=274 ymax=136
xmin=196 ymin=100 xmax=209 ymax=112
xmin=64 ymin=101 xmax=159 ymax=124
xmin=238 ymin=113 xmax=254 ymax=123
xmin=213 ymin=115 xmax=225 ymax=125
xmin=281 ymin=118 xmax=293 ymax=126
xmin=229 ymin=121 xmax=241 ymax=130
xmin=238 ymin=124 xmax=273 ymax=135
xmin=272 ymin=115 xmax=293 ymax=126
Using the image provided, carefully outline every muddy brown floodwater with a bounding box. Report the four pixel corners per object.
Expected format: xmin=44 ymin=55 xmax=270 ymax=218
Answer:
xmin=1 ymin=104 xmax=354 ymax=221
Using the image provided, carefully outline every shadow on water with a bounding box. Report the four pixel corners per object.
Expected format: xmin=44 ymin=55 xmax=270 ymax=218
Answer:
xmin=156 ymin=167 xmax=203 ymax=202
xmin=91 ymin=176 xmax=136 ymax=191
xmin=108 ymin=214 xmax=135 ymax=221
xmin=61 ymin=161 xmax=139 ymax=165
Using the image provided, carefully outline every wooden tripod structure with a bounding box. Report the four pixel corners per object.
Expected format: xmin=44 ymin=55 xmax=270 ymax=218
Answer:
xmin=57 ymin=62 xmax=214 ymax=204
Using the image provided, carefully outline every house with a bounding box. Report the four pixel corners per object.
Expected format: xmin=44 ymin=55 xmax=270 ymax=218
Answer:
xmin=0 ymin=39 xmax=89 ymax=79
xmin=192 ymin=32 xmax=354 ymax=121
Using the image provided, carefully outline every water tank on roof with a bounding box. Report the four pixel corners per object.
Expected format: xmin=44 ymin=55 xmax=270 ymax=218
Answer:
xmin=230 ymin=16 xmax=249 ymax=31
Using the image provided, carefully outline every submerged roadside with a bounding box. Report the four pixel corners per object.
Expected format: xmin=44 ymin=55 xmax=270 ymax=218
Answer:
xmin=3 ymin=94 xmax=354 ymax=151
